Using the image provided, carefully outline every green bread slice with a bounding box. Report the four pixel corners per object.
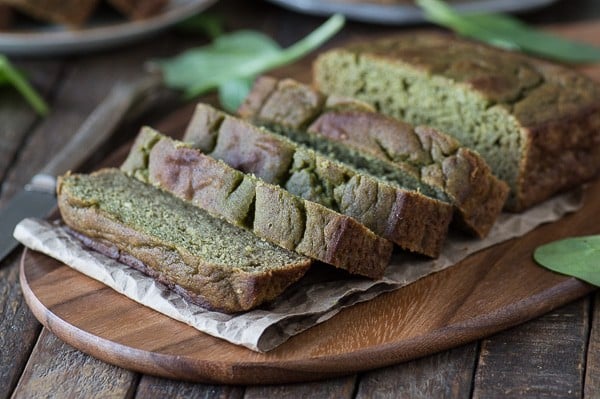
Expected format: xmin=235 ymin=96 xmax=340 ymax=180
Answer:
xmin=122 ymin=128 xmax=393 ymax=279
xmin=238 ymin=76 xmax=509 ymax=238
xmin=312 ymin=33 xmax=600 ymax=211
xmin=181 ymin=103 xmax=453 ymax=258
xmin=57 ymin=169 xmax=311 ymax=313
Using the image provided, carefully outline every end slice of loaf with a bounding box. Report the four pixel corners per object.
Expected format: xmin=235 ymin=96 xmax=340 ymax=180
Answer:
xmin=57 ymin=169 xmax=311 ymax=313
xmin=1 ymin=0 xmax=98 ymax=26
xmin=313 ymin=33 xmax=600 ymax=211
xmin=182 ymin=103 xmax=453 ymax=258
xmin=107 ymin=0 xmax=168 ymax=19
xmin=239 ymin=76 xmax=509 ymax=238
xmin=0 ymin=5 xmax=13 ymax=30
xmin=122 ymin=128 xmax=393 ymax=279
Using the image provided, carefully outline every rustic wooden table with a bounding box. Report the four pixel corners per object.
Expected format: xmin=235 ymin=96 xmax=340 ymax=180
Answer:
xmin=1 ymin=0 xmax=600 ymax=397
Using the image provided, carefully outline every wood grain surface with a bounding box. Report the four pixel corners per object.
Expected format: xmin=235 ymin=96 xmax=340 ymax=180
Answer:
xmin=18 ymin=172 xmax=599 ymax=383
xmin=6 ymin=2 xmax=600 ymax=393
xmin=472 ymin=298 xmax=590 ymax=398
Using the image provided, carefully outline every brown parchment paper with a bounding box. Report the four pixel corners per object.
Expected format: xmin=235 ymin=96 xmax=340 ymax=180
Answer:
xmin=13 ymin=189 xmax=581 ymax=352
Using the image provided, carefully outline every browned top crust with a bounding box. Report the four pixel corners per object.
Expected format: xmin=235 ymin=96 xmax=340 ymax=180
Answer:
xmin=123 ymin=128 xmax=394 ymax=278
xmin=0 ymin=5 xmax=13 ymax=30
xmin=312 ymin=33 xmax=600 ymax=211
xmin=1 ymin=0 xmax=99 ymax=26
xmin=107 ymin=0 xmax=168 ymax=19
xmin=184 ymin=104 xmax=453 ymax=257
xmin=342 ymin=33 xmax=600 ymax=128
xmin=57 ymin=169 xmax=312 ymax=313
xmin=240 ymin=76 xmax=508 ymax=237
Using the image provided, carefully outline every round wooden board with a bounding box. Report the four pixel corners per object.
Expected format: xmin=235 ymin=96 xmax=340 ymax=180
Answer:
xmin=19 ymin=179 xmax=599 ymax=384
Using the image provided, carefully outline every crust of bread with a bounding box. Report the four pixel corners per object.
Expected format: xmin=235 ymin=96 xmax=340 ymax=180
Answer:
xmin=57 ymin=170 xmax=311 ymax=313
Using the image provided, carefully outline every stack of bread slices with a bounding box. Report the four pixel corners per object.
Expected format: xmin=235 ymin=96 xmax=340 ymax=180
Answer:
xmin=0 ymin=0 xmax=167 ymax=29
xmin=58 ymin=32 xmax=600 ymax=313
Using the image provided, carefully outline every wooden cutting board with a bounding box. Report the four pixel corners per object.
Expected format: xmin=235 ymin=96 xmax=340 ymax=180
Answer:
xmin=19 ymin=22 xmax=600 ymax=385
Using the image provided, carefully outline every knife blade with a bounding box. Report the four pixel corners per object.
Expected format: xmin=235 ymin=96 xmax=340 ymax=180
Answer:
xmin=0 ymin=74 xmax=163 ymax=261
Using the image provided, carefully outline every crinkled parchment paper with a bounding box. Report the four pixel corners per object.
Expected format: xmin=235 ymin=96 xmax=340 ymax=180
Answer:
xmin=14 ymin=189 xmax=581 ymax=352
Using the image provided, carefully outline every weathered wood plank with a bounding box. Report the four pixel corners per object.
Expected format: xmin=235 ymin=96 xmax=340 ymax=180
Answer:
xmin=0 ymin=60 xmax=61 ymax=399
xmin=0 ymin=33 xmax=201 ymax=206
xmin=135 ymin=376 xmax=244 ymax=399
xmin=354 ymin=343 xmax=477 ymax=399
xmin=0 ymin=258 xmax=41 ymax=399
xmin=1 ymin=33 xmax=202 ymax=398
xmin=11 ymin=328 xmax=137 ymax=399
xmin=0 ymin=60 xmax=61 ymax=189
xmin=472 ymin=298 xmax=589 ymax=399
xmin=526 ymin=0 xmax=600 ymax=24
xmin=4 ymin=1 xmax=600 ymax=395
xmin=0 ymin=95 xmax=40 ymax=182
xmin=244 ymin=375 xmax=356 ymax=399
xmin=584 ymin=292 xmax=599 ymax=398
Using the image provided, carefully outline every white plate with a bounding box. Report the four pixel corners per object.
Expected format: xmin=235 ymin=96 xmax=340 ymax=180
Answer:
xmin=266 ymin=0 xmax=559 ymax=25
xmin=0 ymin=0 xmax=218 ymax=56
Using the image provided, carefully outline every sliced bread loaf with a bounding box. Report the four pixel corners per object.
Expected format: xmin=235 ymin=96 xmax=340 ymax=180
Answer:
xmin=107 ymin=0 xmax=167 ymax=19
xmin=122 ymin=128 xmax=393 ymax=279
xmin=239 ymin=76 xmax=509 ymax=237
xmin=182 ymin=104 xmax=453 ymax=257
xmin=313 ymin=33 xmax=600 ymax=211
xmin=0 ymin=5 xmax=12 ymax=30
xmin=57 ymin=169 xmax=311 ymax=313
xmin=0 ymin=0 xmax=98 ymax=26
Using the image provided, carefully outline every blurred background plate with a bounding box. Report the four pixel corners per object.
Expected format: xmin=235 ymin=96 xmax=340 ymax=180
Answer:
xmin=266 ymin=0 xmax=560 ymax=24
xmin=0 ymin=0 xmax=218 ymax=56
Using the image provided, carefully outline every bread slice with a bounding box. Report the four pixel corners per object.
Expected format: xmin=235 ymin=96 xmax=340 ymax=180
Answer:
xmin=57 ymin=169 xmax=312 ymax=313
xmin=0 ymin=0 xmax=98 ymax=26
xmin=313 ymin=33 xmax=600 ymax=211
xmin=239 ymin=76 xmax=509 ymax=238
xmin=107 ymin=0 xmax=167 ymax=19
xmin=121 ymin=128 xmax=393 ymax=279
xmin=181 ymin=104 xmax=453 ymax=258
xmin=0 ymin=5 xmax=13 ymax=30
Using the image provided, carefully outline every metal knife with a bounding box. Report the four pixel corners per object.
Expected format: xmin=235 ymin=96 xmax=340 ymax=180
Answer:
xmin=0 ymin=74 xmax=163 ymax=261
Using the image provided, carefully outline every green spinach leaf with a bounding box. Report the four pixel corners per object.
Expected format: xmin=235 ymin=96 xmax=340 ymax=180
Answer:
xmin=416 ymin=0 xmax=600 ymax=63
xmin=218 ymin=77 xmax=253 ymax=113
xmin=0 ymin=55 xmax=49 ymax=115
xmin=156 ymin=14 xmax=345 ymax=112
xmin=158 ymin=30 xmax=281 ymax=98
xmin=176 ymin=13 xmax=224 ymax=38
xmin=534 ymin=235 xmax=600 ymax=285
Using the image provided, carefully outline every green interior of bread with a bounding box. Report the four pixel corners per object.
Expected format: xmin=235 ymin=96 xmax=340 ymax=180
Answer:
xmin=266 ymin=124 xmax=450 ymax=203
xmin=315 ymin=52 xmax=522 ymax=196
xmin=63 ymin=170 xmax=306 ymax=271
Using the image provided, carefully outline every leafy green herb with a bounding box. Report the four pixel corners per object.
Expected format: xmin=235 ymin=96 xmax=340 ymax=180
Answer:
xmin=534 ymin=235 xmax=600 ymax=286
xmin=176 ymin=13 xmax=224 ymax=39
xmin=416 ymin=0 xmax=600 ymax=63
xmin=156 ymin=14 xmax=345 ymax=112
xmin=218 ymin=77 xmax=254 ymax=113
xmin=0 ymin=55 xmax=49 ymax=115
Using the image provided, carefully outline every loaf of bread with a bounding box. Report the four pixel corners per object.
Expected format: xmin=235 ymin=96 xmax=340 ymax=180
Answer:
xmin=0 ymin=0 xmax=167 ymax=27
xmin=239 ymin=76 xmax=509 ymax=237
xmin=57 ymin=169 xmax=312 ymax=313
xmin=0 ymin=5 xmax=12 ymax=30
xmin=0 ymin=0 xmax=98 ymax=26
xmin=182 ymin=104 xmax=453 ymax=257
xmin=313 ymin=33 xmax=600 ymax=211
xmin=107 ymin=0 xmax=167 ymax=19
xmin=122 ymin=128 xmax=393 ymax=279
